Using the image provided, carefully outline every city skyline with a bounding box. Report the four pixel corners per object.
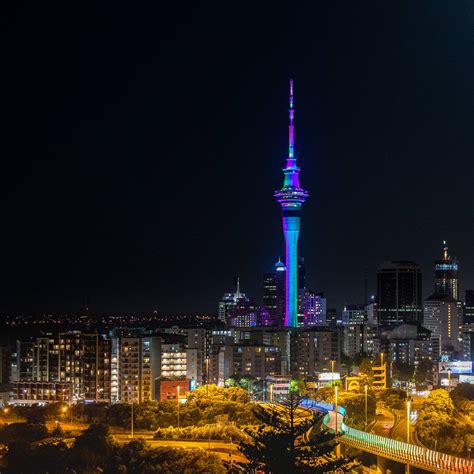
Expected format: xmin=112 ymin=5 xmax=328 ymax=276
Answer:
xmin=1 ymin=2 xmax=473 ymax=314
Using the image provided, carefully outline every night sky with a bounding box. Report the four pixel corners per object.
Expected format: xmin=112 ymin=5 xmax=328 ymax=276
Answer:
xmin=1 ymin=2 xmax=473 ymax=315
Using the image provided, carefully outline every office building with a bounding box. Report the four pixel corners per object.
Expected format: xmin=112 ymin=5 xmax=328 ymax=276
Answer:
xmin=434 ymin=241 xmax=459 ymax=300
xmin=263 ymin=272 xmax=277 ymax=321
xmin=464 ymin=290 xmax=474 ymax=325
xmin=218 ymin=278 xmax=247 ymax=324
xmin=342 ymin=304 xmax=366 ymax=325
xmin=377 ymin=261 xmax=423 ymax=325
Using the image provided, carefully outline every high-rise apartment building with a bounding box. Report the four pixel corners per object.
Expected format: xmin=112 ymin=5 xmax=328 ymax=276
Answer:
xmin=377 ymin=261 xmax=423 ymax=325
xmin=423 ymin=294 xmax=462 ymax=357
xmin=15 ymin=332 xmax=111 ymax=402
xmin=434 ymin=241 xmax=459 ymax=300
xmin=118 ymin=335 xmax=162 ymax=403
xmin=290 ymin=329 xmax=341 ymax=376
xmin=81 ymin=334 xmax=111 ymax=402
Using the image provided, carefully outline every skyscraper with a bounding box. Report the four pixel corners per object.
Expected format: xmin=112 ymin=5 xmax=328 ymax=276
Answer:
xmin=465 ymin=290 xmax=474 ymax=325
xmin=376 ymin=261 xmax=423 ymax=325
xmin=274 ymin=80 xmax=309 ymax=328
xmin=263 ymin=273 xmax=277 ymax=321
xmin=275 ymin=259 xmax=286 ymax=326
xmin=434 ymin=241 xmax=459 ymax=300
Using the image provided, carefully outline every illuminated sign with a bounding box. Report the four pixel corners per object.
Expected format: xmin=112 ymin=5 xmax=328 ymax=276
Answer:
xmin=438 ymin=361 xmax=473 ymax=374
xmin=318 ymin=372 xmax=341 ymax=382
xmin=459 ymin=375 xmax=474 ymax=384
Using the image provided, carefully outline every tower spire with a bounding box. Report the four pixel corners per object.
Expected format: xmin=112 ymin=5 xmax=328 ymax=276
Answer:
xmin=274 ymin=79 xmax=309 ymax=328
xmin=443 ymin=240 xmax=449 ymax=260
xmin=289 ymin=79 xmax=295 ymax=160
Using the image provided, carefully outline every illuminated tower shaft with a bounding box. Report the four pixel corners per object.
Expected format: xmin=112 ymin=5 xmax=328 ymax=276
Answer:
xmin=275 ymin=80 xmax=309 ymax=327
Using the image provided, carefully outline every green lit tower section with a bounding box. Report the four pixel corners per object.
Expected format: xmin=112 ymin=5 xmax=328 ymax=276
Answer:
xmin=274 ymin=80 xmax=309 ymax=328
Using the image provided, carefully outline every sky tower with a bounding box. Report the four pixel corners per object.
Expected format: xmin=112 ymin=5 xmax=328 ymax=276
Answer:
xmin=275 ymin=80 xmax=309 ymax=327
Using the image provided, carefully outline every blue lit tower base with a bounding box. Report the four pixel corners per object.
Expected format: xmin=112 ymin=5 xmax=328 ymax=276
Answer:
xmin=274 ymin=80 xmax=309 ymax=328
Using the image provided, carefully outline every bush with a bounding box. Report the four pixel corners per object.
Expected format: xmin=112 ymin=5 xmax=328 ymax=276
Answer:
xmin=154 ymin=423 xmax=249 ymax=442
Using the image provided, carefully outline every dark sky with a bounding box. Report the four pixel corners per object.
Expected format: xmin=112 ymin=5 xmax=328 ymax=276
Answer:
xmin=1 ymin=1 xmax=473 ymax=315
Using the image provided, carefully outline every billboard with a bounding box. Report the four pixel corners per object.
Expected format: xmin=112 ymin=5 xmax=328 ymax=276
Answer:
xmin=459 ymin=375 xmax=474 ymax=384
xmin=318 ymin=372 xmax=341 ymax=382
xmin=439 ymin=361 xmax=473 ymax=374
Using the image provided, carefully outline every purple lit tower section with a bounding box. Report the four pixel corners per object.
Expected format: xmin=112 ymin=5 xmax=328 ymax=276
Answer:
xmin=274 ymin=80 xmax=309 ymax=328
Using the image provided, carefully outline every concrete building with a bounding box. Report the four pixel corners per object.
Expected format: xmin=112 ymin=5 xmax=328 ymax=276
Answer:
xmin=423 ymin=294 xmax=462 ymax=357
xmin=434 ymin=241 xmax=459 ymax=300
xmin=118 ymin=336 xmax=161 ymax=403
xmin=374 ymin=323 xmax=433 ymax=367
xmin=290 ymin=328 xmax=341 ymax=377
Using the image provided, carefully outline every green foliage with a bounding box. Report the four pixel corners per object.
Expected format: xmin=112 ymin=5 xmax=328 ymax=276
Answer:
xmin=239 ymin=394 xmax=358 ymax=473
xmin=9 ymin=387 xmax=257 ymax=431
xmin=451 ymin=383 xmax=474 ymax=416
xmin=377 ymin=388 xmax=406 ymax=410
xmin=155 ymin=423 xmax=249 ymax=442
xmin=0 ymin=422 xmax=49 ymax=445
xmin=358 ymin=357 xmax=374 ymax=385
xmin=0 ymin=421 xmax=225 ymax=473
xmin=392 ymin=362 xmax=415 ymax=383
xmin=112 ymin=440 xmax=226 ymax=474
xmin=311 ymin=387 xmax=376 ymax=429
xmin=187 ymin=384 xmax=250 ymax=403
xmin=414 ymin=359 xmax=433 ymax=385
xmin=415 ymin=389 xmax=471 ymax=455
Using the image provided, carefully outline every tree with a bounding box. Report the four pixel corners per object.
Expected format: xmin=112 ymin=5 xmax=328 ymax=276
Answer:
xmin=239 ymin=394 xmax=357 ymax=473
xmin=414 ymin=359 xmax=433 ymax=385
xmin=358 ymin=357 xmax=374 ymax=385
xmin=392 ymin=362 xmax=415 ymax=383
xmin=70 ymin=423 xmax=114 ymax=471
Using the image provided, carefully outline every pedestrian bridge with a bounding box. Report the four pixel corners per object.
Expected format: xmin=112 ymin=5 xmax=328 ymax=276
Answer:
xmin=300 ymin=397 xmax=474 ymax=474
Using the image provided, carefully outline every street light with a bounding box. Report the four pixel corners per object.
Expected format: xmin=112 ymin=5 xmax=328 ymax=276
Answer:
xmin=331 ymin=360 xmax=336 ymax=386
xmin=448 ymin=368 xmax=452 ymax=391
xmin=406 ymin=397 xmax=411 ymax=444
xmin=269 ymin=383 xmax=274 ymax=403
xmin=334 ymin=385 xmax=338 ymax=435
xmin=364 ymin=385 xmax=368 ymax=432
xmin=177 ymin=385 xmax=181 ymax=430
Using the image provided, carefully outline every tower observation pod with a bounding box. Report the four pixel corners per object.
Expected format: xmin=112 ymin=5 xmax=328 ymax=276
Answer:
xmin=274 ymin=80 xmax=309 ymax=328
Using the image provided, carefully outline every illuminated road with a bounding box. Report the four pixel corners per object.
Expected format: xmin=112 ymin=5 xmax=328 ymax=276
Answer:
xmin=371 ymin=407 xmax=395 ymax=436
xmin=301 ymin=398 xmax=474 ymax=474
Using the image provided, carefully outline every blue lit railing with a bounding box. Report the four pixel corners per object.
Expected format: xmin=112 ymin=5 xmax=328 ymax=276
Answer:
xmin=299 ymin=397 xmax=474 ymax=474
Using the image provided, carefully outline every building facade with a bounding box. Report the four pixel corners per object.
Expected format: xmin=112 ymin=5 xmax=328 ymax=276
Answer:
xmin=377 ymin=261 xmax=423 ymax=325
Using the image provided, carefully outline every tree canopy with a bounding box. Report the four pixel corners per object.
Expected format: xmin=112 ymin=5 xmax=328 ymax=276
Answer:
xmin=239 ymin=394 xmax=357 ymax=473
